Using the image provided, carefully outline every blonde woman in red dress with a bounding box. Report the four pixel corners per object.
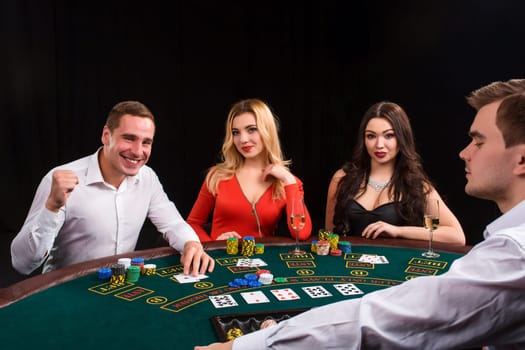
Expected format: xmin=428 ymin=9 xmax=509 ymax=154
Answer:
xmin=187 ymin=99 xmax=312 ymax=242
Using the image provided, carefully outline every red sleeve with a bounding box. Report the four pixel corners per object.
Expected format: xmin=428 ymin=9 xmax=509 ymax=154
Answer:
xmin=186 ymin=181 xmax=215 ymax=242
xmin=284 ymin=178 xmax=313 ymax=241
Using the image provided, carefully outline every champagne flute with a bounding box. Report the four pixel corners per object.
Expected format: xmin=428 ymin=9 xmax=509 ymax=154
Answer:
xmin=289 ymin=195 xmax=306 ymax=255
xmin=422 ymin=199 xmax=440 ymax=258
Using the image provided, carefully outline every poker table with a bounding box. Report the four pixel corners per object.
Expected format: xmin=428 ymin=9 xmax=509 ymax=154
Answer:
xmin=0 ymin=237 xmax=470 ymax=349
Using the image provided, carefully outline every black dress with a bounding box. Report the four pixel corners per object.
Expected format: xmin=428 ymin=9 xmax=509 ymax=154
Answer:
xmin=341 ymin=199 xmax=406 ymax=236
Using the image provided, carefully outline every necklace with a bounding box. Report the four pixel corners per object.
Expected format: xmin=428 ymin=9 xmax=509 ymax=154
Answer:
xmin=367 ymin=177 xmax=391 ymax=192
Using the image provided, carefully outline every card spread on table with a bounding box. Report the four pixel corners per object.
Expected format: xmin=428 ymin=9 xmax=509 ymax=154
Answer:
xmin=236 ymin=258 xmax=268 ymax=267
xmin=173 ymin=273 xmax=209 ymax=284
xmin=270 ymin=288 xmax=300 ymax=301
xmin=209 ymin=295 xmax=238 ymax=308
xmin=240 ymin=291 xmax=270 ymax=304
xmin=333 ymin=283 xmax=364 ymax=296
xmin=358 ymin=254 xmax=389 ymax=264
xmin=302 ymin=285 xmax=332 ymax=298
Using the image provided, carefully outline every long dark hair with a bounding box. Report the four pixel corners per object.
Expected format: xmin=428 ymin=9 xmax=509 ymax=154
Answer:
xmin=333 ymin=101 xmax=432 ymax=234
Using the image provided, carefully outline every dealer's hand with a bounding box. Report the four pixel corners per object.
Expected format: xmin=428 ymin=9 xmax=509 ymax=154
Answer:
xmin=194 ymin=340 xmax=233 ymax=350
xmin=180 ymin=241 xmax=215 ymax=276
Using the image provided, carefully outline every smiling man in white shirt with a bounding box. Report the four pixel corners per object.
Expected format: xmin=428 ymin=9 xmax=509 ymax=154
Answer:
xmin=11 ymin=101 xmax=214 ymax=276
xmin=195 ymin=79 xmax=525 ymax=350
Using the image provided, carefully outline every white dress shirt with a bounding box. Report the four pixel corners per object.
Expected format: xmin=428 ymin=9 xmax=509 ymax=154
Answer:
xmin=233 ymin=201 xmax=525 ymax=349
xmin=11 ymin=149 xmax=198 ymax=274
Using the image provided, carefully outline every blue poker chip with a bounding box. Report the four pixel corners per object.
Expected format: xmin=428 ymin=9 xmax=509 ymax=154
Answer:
xmin=248 ymin=281 xmax=262 ymax=287
xmin=244 ymin=274 xmax=258 ymax=281
xmin=233 ymin=278 xmax=248 ymax=286
xmin=228 ymin=281 xmax=240 ymax=288
xmin=97 ymin=267 xmax=112 ymax=280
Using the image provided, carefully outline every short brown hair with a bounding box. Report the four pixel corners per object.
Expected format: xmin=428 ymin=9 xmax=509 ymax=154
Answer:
xmin=466 ymin=79 xmax=525 ymax=110
xmin=496 ymin=93 xmax=525 ymax=148
xmin=105 ymin=101 xmax=155 ymax=132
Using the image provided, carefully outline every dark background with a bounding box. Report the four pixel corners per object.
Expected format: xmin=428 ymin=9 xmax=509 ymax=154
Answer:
xmin=2 ymin=0 xmax=520 ymax=287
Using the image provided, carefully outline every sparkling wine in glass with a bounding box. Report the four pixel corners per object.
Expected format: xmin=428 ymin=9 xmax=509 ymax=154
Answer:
xmin=422 ymin=200 xmax=440 ymax=258
xmin=289 ymin=196 xmax=306 ymax=255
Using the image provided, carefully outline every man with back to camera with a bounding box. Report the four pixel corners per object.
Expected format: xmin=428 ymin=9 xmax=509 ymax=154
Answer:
xmin=195 ymin=79 xmax=525 ymax=349
xmin=11 ymin=100 xmax=214 ymax=276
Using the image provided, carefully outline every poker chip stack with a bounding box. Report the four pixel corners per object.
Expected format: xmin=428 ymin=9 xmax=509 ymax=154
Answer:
xmin=258 ymin=273 xmax=274 ymax=285
xmin=254 ymin=243 xmax=265 ymax=254
xmin=126 ymin=265 xmax=141 ymax=282
xmin=241 ymin=236 xmax=255 ymax=256
xmin=226 ymin=237 xmax=239 ymax=255
xmin=143 ymin=264 xmax=157 ymax=276
xmin=244 ymin=273 xmax=262 ymax=287
xmin=330 ymin=248 xmax=342 ymax=256
xmin=255 ymin=269 xmax=270 ymax=278
xmin=310 ymin=240 xmax=318 ymax=253
xmin=97 ymin=267 xmax=112 ymax=281
xmin=318 ymin=229 xmax=330 ymax=241
xmin=228 ymin=273 xmax=263 ymax=288
xmin=131 ymin=257 xmax=145 ymax=274
xmin=118 ymin=258 xmax=131 ymax=269
xmin=110 ymin=263 xmax=126 ymax=285
xmin=338 ymin=241 xmax=352 ymax=254
xmin=226 ymin=328 xmax=243 ymax=340
xmin=316 ymin=240 xmax=330 ymax=256
xmin=327 ymin=233 xmax=339 ymax=250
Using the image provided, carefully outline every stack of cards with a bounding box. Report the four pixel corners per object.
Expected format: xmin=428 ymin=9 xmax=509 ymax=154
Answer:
xmin=236 ymin=258 xmax=268 ymax=267
xmin=358 ymin=254 xmax=389 ymax=264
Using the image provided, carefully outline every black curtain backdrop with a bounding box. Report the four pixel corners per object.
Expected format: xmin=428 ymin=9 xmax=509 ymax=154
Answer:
xmin=2 ymin=0 xmax=520 ymax=286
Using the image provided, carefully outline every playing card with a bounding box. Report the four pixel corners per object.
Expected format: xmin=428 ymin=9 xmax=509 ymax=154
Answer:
xmin=173 ymin=273 xmax=209 ymax=283
xmin=209 ymin=295 xmax=238 ymax=308
xmin=236 ymin=258 xmax=268 ymax=267
xmin=240 ymin=291 xmax=270 ymax=304
xmin=270 ymin=288 xmax=300 ymax=301
xmin=302 ymin=285 xmax=332 ymax=298
xmin=358 ymin=254 xmax=389 ymax=264
xmin=250 ymin=258 xmax=268 ymax=266
xmin=333 ymin=283 xmax=364 ymax=296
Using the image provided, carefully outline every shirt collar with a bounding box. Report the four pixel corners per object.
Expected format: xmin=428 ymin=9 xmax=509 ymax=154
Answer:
xmin=85 ymin=148 xmax=141 ymax=187
xmin=484 ymin=199 xmax=525 ymax=239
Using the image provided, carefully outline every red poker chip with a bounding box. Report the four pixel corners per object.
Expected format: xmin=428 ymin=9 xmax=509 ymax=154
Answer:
xmin=256 ymin=269 xmax=271 ymax=276
xmin=330 ymin=249 xmax=342 ymax=256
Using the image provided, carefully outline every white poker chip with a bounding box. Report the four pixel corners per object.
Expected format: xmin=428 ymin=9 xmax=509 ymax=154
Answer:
xmin=258 ymin=273 xmax=273 ymax=285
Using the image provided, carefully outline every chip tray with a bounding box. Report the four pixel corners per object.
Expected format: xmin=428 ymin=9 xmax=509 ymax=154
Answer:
xmin=210 ymin=308 xmax=310 ymax=342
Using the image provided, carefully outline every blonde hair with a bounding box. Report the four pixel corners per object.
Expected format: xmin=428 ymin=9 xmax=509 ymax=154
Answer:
xmin=206 ymin=99 xmax=290 ymax=199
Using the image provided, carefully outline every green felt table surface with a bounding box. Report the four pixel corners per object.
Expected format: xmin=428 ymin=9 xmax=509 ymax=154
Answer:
xmin=0 ymin=240 xmax=465 ymax=350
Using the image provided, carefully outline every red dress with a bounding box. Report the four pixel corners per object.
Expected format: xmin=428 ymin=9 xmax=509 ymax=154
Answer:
xmin=187 ymin=176 xmax=312 ymax=242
